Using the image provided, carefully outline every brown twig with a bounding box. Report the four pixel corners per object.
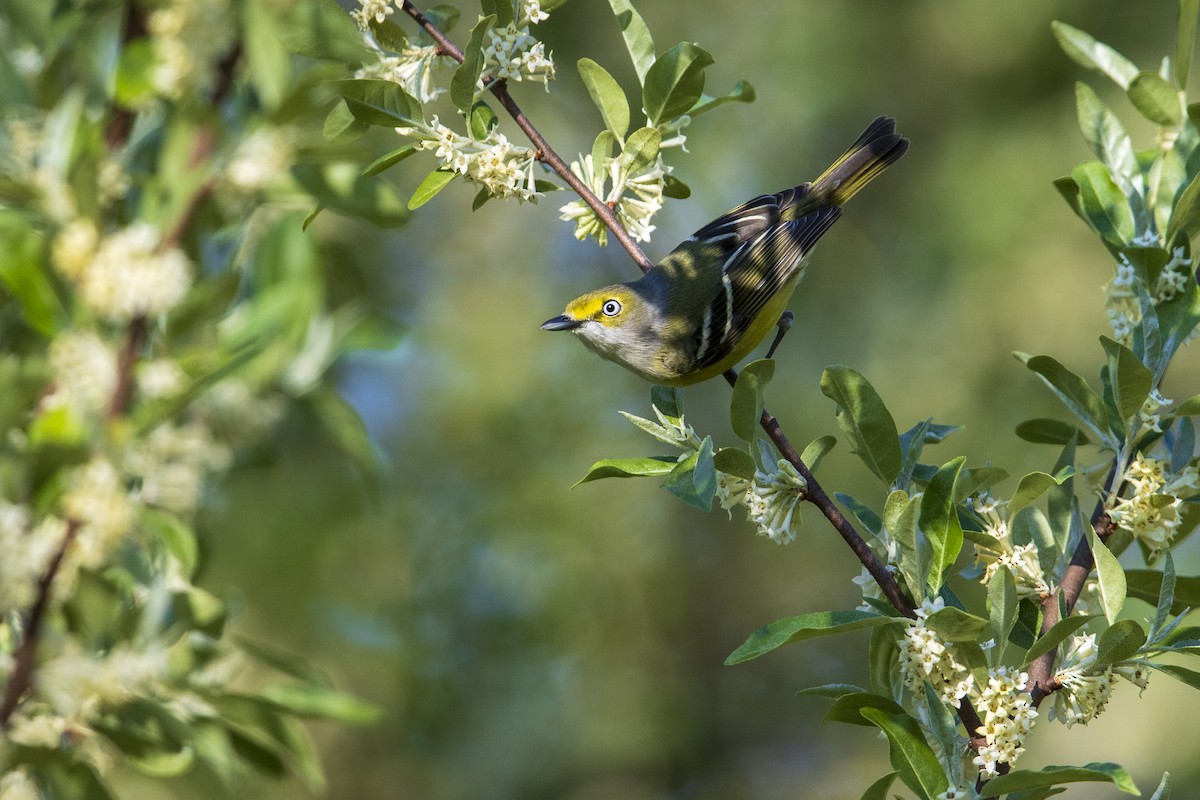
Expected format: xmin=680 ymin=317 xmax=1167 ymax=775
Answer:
xmin=399 ymin=1 xmax=654 ymax=272
xmin=0 ymin=520 xmax=82 ymax=726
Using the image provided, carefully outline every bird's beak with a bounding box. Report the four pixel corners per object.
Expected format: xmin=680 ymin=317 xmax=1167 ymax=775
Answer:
xmin=541 ymin=314 xmax=583 ymax=331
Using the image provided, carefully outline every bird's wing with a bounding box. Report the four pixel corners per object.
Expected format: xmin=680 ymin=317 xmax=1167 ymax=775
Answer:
xmin=690 ymin=197 xmax=842 ymax=370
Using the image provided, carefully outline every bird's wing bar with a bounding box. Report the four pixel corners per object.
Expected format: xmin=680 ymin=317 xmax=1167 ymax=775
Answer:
xmin=693 ymin=204 xmax=842 ymax=370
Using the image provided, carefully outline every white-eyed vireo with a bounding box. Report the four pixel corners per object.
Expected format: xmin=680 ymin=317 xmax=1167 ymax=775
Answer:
xmin=542 ymin=116 xmax=909 ymax=385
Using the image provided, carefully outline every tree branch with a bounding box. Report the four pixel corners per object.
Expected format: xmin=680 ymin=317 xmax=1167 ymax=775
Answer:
xmin=0 ymin=520 xmax=82 ymax=726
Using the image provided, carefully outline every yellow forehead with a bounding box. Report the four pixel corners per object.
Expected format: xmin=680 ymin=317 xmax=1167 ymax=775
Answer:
xmin=564 ymin=285 xmax=635 ymax=318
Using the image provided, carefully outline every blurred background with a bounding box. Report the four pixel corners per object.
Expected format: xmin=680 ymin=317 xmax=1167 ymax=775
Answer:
xmin=116 ymin=1 xmax=1200 ymax=797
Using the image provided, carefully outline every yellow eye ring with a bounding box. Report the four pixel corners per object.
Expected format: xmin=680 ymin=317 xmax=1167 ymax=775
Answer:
xmin=601 ymin=299 xmax=622 ymax=316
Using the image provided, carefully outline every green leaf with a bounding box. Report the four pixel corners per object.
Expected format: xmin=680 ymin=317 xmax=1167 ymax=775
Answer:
xmin=796 ymin=683 xmax=868 ymax=699
xmin=618 ymin=126 xmax=662 ymax=174
xmin=604 ymin=0 xmax=655 ymax=83
xmin=989 ymin=567 xmax=1018 ymax=662
xmin=1009 ymin=469 xmax=1071 ymax=515
xmin=330 ymin=78 xmax=423 ymax=127
xmin=955 ymin=466 xmax=1010 ymax=503
xmin=713 ymin=447 xmax=755 ymax=480
xmin=1168 ymin=169 xmax=1200 ymax=243
xmin=730 ymin=359 xmax=774 ymax=441
xmin=823 ymin=692 xmax=907 ymax=727
xmin=661 ymin=436 xmax=716 ymax=510
xmin=820 ymin=366 xmax=901 ymax=485
xmin=139 ymin=509 xmax=198 ymax=578
xmin=836 ymin=493 xmax=883 ymax=536
xmin=650 ymin=384 xmax=684 ymax=420
xmin=857 ymin=708 xmax=948 ymax=800
xmin=1180 ymin=0 xmax=1200 ymax=89
xmin=1052 ymin=21 xmax=1139 ymax=88
xmin=1017 ymin=353 xmax=1112 ymax=445
xmin=662 ymin=174 xmax=691 ymax=199
xmin=362 ymin=144 xmax=418 ymax=178
xmin=918 ymin=457 xmax=966 ymax=592
xmin=1094 ymin=618 xmax=1147 ymax=666
xmin=921 ymin=681 xmax=963 ymax=787
xmin=1125 ymin=568 xmax=1200 ymax=615
xmin=1023 ymin=614 xmax=1098 ymax=665
xmin=1127 ymin=70 xmax=1182 ymax=126
xmin=480 ymin=0 xmax=513 ymax=27
xmin=725 ymin=610 xmax=893 ymax=665
xmin=573 ymin=456 xmax=677 ymax=486
xmin=1151 ymin=662 xmax=1200 ymax=690
xmin=1150 ymin=771 xmax=1172 ymax=800
xmin=258 ymin=685 xmax=380 ymax=725
xmin=407 ymin=169 xmax=457 ymax=210
xmin=923 ymin=606 xmax=989 ymax=642
xmin=885 ymin=489 xmax=926 ymax=603
xmin=800 ymin=435 xmax=837 ymax=472
xmin=1100 ymin=335 xmax=1153 ymax=434
xmin=642 ymin=41 xmax=714 ymax=126
xmin=1152 ymin=549 xmax=1176 ymax=638
xmin=450 ymin=14 xmax=495 ymax=114
xmin=369 ymin=18 xmax=409 ymax=51
xmin=577 ymin=58 xmax=630 ymax=138
xmin=1071 ymin=160 xmax=1135 ymax=245
xmin=1075 ymin=82 xmax=1138 ymax=185
xmin=1091 ymin=532 xmax=1127 ymax=624
xmin=468 ymin=100 xmax=499 ymax=139
xmin=981 ymin=762 xmax=1138 ymax=797
xmin=1054 ymin=175 xmax=1086 ymax=222
xmin=687 ymin=79 xmax=756 ymax=118
xmin=0 ymin=221 xmax=64 ymax=336
xmin=1015 ymin=418 xmax=1091 ymax=445
xmin=859 ymin=772 xmax=898 ymax=800
xmin=1177 ymin=394 xmax=1200 ymax=416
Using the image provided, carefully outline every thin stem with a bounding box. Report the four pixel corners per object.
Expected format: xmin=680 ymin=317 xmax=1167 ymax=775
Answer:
xmin=0 ymin=520 xmax=81 ymax=726
xmin=399 ymin=1 xmax=654 ymax=273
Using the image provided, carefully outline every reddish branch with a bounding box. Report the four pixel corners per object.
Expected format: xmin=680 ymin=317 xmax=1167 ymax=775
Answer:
xmin=396 ymin=0 xmax=995 ymax=756
xmin=0 ymin=521 xmax=81 ymax=726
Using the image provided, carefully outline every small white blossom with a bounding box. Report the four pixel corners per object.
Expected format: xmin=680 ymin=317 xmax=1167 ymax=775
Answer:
xmin=38 ymin=641 xmax=169 ymax=718
xmin=971 ymin=666 xmax=1036 ymax=779
xmin=1108 ymin=453 xmax=1200 ymax=556
xmin=560 ymin=153 xmax=667 ymax=245
xmin=46 ymin=331 xmax=119 ymax=416
xmin=225 ymin=129 xmax=292 ymax=193
xmin=148 ymin=0 xmax=234 ymax=100
xmin=357 ymin=45 xmax=454 ymax=104
xmin=898 ymin=598 xmax=975 ymax=708
xmin=137 ymin=359 xmax=187 ymax=400
xmin=400 ymin=116 xmax=542 ymax=202
xmin=62 ymin=456 xmax=135 ymax=569
xmin=6 ymin=711 xmax=68 ymax=749
xmin=713 ymin=471 xmax=751 ymax=517
xmin=936 ymin=787 xmax=970 ymax=800
xmin=0 ymin=504 xmax=59 ymax=615
xmin=125 ymin=422 xmax=231 ymax=514
xmin=745 ymin=459 xmax=807 ymax=544
xmin=969 ymin=492 xmax=1052 ymax=598
xmin=0 ymin=767 xmax=42 ymax=800
xmin=351 ymin=0 xmax=395 ymax=30
xmin=51 ymin=218 xmax=99 ymax=281
xmin=80 ymin=223 xmax=192 ymax=322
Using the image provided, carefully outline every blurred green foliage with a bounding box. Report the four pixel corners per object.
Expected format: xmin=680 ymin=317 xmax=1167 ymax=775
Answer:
xmin=81 ymin=1 xmax=1200 ymax=798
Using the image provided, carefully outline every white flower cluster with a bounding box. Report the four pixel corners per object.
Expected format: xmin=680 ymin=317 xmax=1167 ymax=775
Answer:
xmin=224 ymin=128 xmax=293 ymax=194
xmin=400 ymin=116 xmax=541 ymax=202
xmin=54 ymin=222 xmax=192 ymax=323
xmin=560 ymin=153 xmax=667 ymax=245
xmin=351 ymin=0 xmax=396 ymax=30
xmin=969 ymin=493 xmax=1052 ymax=599
xmin=0 ymin=767 xmax=41 ymax=800
xmin=1137 ymin=389 xmax=1172 ymax=435
xmin=63 ymin=456 xmax=135 ymax=570
xmin=45 ymin=330 xmax=118 ymax=416
xmin=898 ymin=597 xmax=975 ymax=708
xmin=481 ymin=9 xmax=556 ymax=87
xmin=125 ymin=422 xmax=232 ymax=514
xmin=0 ymin=504 xmax=58 ymax=615
xmin=357 ymin=44 xmax=454 ymax=104
xmin=1050 ymin=633 xmax=1150 ymax=728
xmin=1105 ymin=247 xmax=1195 ymax=344
xmin=971 ymin=666 xmax=1037 ymax=779
xmin=1108 ymin=452 xmax=1200 ymax=555
xmin=148 ymin=0 xmax=234 ymax=101
xmin=745 ymin=459 xmax=807 ymax=544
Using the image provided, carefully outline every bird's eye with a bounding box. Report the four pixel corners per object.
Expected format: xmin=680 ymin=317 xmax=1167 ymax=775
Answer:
xmin=601 ymin=299 xmax=622 ymax=317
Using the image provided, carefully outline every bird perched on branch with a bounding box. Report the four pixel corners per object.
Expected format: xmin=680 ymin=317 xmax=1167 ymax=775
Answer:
xmin=542 ymin=116 xmax=909 ymax=385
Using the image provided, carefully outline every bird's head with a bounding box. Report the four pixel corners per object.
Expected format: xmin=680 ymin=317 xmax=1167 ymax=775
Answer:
xmin=541 ymin=284 xmax=658 ymax=361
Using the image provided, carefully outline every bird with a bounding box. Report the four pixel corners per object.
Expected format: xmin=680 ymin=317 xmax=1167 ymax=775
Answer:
xmin=541 ymin=116 xmax=909 ymax=386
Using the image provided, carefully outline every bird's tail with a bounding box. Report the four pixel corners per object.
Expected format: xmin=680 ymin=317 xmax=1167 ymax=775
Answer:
xmin=811 ymin=116 xmax=909 ymax=206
